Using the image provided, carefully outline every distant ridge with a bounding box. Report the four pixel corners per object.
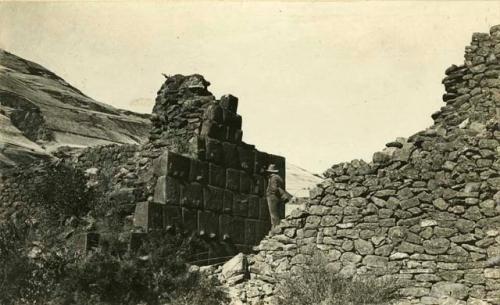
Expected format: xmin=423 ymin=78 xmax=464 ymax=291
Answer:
xmin=0 ymin=50 xmax=320 ymax=199
xmin=0 ymin=49 xmax=151 ymax=169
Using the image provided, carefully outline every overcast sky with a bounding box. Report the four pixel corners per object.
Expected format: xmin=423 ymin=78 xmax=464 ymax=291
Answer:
xmin=1 ymin=1 xmax=499 ymax=173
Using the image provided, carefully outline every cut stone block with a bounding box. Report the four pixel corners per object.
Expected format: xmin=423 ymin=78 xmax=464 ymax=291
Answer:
xmin=75 ymin=232 xmax=100 ymax=254
xmin=222 ymin=142 xmax=239 ymax=168
xmin=234 ymin=129 xmax=243 ymax=143
xmin=182 ymin=208 xmax=198 ymax=232
xmin=259 ymin=197 xmax=270 ymax=221
xmin=153 ymin=176 xmax=181 ymax=205
xmin=209 ymin=163 xmax=226 ymax=188
xmin=256 ymin=220 xmax=270 ymax=241
xmin=205 ymin=137 xmax=224 ymax=164
xmin=204 ymin=185 xmax=224 ymax=212
xmin=219 ymin=214 xmax=234 ymax=241
xmin=233 ymin=194 xmax=249 ymax=217
xmin=222 ymin=109 xmax=242 ymax=129
xmin=223 ymin=190 xmax=234 ymax=214
xmin=198 ymin=210 xmax=219 ymax=238
xmin=225 ymin=127 xmax=236 ymax=143
xmin=254 ymin=150 xmax=269 ymax=175
xmin=252 ymin=175 xmax=265 ymax=196
xmin=129 ymin=232 xmax=146 ymax=252
xmin=188 ymin=136 xmax=206 ymax=161
xmin=153 ymin=151 xmax=190 ymax=180
xmin=200 ymin=120 xmax=224 ymax=140
xmin=189 ymin=159 xmax=208 ymax=184
xmin=134 ymin=202 xmax=164 ymax=231
xmin=226 ymin=168 xmax=240 ymax=191
xmin=245 ymin=219 xmax=258 ymax=245
xmin=240 ymin=171 xmax=253 ymax=194
xmin=181 ymin=182 xmax=203 ymax=208
xmin=248 ymin=195 xmax=260 ymax=219
xmin=220 ymin=94 xmax=238 ymax=113
xmin=208 ymin=243 xmax=234 ymax=264
xmin=163 ymin=205 xmax=182 ymax=230
xmin=203 ymin=103 xmax=223 ymax=123
xmin=237 ymin=146 xmax=255 ymax=173
xmin=220 ymin=215 xmax=245 ymax=244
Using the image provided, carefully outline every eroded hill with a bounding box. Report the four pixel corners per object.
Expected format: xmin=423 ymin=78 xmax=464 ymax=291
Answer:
xmin=0 ymin=49 xmax=151 ymax=169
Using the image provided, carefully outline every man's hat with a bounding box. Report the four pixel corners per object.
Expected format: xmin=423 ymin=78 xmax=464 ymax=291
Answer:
xmin=266 ymin=164 xmax=280 ymax=173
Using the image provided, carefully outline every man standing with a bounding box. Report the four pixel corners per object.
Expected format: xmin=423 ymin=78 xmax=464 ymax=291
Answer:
xmin=265 ymin=164 xmax=294 ymax=229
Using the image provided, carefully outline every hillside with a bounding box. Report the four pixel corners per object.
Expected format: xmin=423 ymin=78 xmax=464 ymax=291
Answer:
xmin=0 ymin=50 xmax=318 ymax=195
xmin=286 ymin=163 xmax=323 ymax=198
xmin=0 ymin=49 xmax=151 ymax=169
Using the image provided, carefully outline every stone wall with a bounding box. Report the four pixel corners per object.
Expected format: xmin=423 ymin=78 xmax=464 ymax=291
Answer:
xmin=0 ymin=167 xmax=37 ymax=221
xmin=233 ymin=25 xmax=500 ymax=305
xmin=0 ymin=74 xmax=287 ymax=264
xmin=134 ymin=75 xmax=287 ymax=263
xmin=62 ymin=144 xmax=152 ymax=212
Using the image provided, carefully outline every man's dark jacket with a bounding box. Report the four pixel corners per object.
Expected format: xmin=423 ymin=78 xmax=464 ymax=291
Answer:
xmin=266 ymin=174 xmax=292 ymax=202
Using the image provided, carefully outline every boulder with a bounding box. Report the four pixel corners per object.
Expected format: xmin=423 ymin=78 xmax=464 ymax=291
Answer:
xmin=221 ymin=253 xmax=248 ymax=282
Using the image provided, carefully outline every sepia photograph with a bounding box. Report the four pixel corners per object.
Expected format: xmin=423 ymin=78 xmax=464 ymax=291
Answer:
xmin=0 ymin=1 xmax=499 ymax=304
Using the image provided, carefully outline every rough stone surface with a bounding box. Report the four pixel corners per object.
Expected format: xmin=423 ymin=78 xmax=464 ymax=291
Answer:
xmin=221 ymin=253 xmax=249 ymax=282
xmin=1 ymin=24 xmax=500 ymax=305
xmin=227 ymin=25 xmax=500 ymax=305
xmin=0 ymin=49 xmax=151 ymax=170
xmin=0 ymin=72 xmax=288 ymax=265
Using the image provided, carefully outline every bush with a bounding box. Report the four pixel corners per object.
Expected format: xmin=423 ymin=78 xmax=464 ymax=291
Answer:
xmin=0 ymin=219 xmax=68 ymax=305
xmin=2 ymin=161 xmax=229 ymax=305
xmin=0 ymin=220 xmax=229 ymax=305
xmin=59 ymin=233 xmax=228 ymax=305
xmin=276 ymin=254 xmax=398 ymax=305
xmin=21 ymin=161 xmax=97 ymax=227
xmin=169 ymin=275 xmax=230 ymax=305
xmin=0 ymin=221 xmax=32 ymax=304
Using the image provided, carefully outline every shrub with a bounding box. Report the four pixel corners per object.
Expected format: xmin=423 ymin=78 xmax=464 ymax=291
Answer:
xmin=58 ymin=233 xmax=228 ymax=305
xmin=0 ymin=221 xmax=229 ymax=305
xmin=0 ymin=221 xmax=32 ymax=305
xmin=0 ymin=219 xmax=67 ymax=305
xmin=21 ymin=161 xmax=97 ymax=227
xmin=2 ymin=161 xmax=229 ymax=305
xmin=169 ymin=274 xmax=229 ymax=305
xmin=275 ymin=254 xmax=398 ymax=305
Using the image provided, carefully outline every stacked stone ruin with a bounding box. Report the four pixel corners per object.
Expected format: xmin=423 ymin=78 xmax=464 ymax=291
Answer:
xmin=1 ymin=24 xmax=498 ymax=305
xmin=138 ymin=75 xmax=287 ymax=262
xmin=0 ymin=74 xmax=287 ymax=264
xmin=230 ymin=26 xmax=500 ymax=305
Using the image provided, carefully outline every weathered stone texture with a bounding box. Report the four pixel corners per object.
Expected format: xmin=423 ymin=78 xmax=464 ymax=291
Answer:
xmin=133 ymin=74 xmax=282 ymax=262
xmin=0 ymin=74 xmax=284 ymax=266
xmin=232 ymin=25 xmax=500 ymax=305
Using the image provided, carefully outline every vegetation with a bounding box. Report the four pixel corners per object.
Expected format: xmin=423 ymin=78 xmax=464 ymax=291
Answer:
xmin=275 ymin=254 xmax=399 ymax=305
xmin=29 ymin=161 xmax=98 ymax=226
xmin=0 ymin=161 xmax=229 ymax=305
xmin=1 ymin=160 xmax=397 ymax=305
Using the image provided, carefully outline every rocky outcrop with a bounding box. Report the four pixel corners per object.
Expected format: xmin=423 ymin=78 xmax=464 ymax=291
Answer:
xmin=0 ymin=49 xmax=151 ymax=170
xmin=232 ymin=25 xmax=500 ymax=305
